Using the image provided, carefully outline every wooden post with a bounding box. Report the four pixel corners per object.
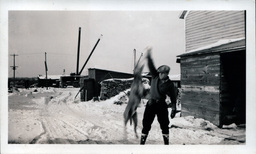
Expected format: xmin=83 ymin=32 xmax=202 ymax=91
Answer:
xmin=45 ymin=52 xmax=48 ymax=90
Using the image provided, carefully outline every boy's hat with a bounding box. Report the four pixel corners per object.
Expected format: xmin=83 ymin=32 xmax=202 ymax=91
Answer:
xmin=157 ymin=65 xmax=170 ymax=74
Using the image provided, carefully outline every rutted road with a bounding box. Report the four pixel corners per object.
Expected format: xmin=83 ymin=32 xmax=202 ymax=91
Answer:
xmin=8 ymin=88 xmax=245 ymax=145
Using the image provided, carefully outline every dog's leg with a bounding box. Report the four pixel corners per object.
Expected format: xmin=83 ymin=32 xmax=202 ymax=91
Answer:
xmin=123 ymin=121 xmax=128 ymax=140
xmin=123 ymin=110 xmax=129 ymax=140
xmin=132 ymin=112 xmax=138 ymax=138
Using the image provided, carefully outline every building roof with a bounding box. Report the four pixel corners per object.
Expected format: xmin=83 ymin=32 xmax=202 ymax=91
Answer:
xmin=144 ymin=72 xmax=180 ymax=81
xmin=169 ymin=74 xmax=180 ymax=81
xmin=38 ymin=74 xmax=86 ymax=79
xmin=38 ymin=75 xmax=64 ymax=80
xmin=88 ymin=68 xmax=133 ymax=75
xmin=177 ymin=38 xmax=245 ymax=57
xmin=179 ymin=10 xmax=188 ymax=19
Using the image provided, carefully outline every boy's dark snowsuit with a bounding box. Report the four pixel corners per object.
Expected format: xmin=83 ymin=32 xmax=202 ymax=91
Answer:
xmin=141 ymin=53 xmax=177 ymax=145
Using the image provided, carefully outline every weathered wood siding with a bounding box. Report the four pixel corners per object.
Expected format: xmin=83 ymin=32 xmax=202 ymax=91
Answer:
xmin=185 ymin=11 xmax=245 ymax=52
xmin=180 ymin=54 xmax=220 ymax=125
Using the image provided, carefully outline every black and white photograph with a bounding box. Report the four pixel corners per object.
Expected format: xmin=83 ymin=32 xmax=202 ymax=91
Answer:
xmin=1 ymin=0 xmax=255 ymax=154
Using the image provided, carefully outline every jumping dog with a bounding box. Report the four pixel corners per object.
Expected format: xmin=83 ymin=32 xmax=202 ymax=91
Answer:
xmin=123 ymin=64 xmax=145 ymax=139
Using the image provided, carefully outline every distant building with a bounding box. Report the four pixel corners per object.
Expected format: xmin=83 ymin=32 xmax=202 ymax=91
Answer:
xmin=38 ymin=75 xmax=62 ymax=88
xmin=80 ymin=68 xmax=134 ymax=101
xmin=8 ymin=77 xmax=37 ymax=89
xmin=169 ymin=74 xmax=181 ymax=89
xmin=60 ymin=74 xmax=86 ymax=88
xmin=144 ymin=72 xmax=181 ymax=89
xmin=177 ymin=11 xmax=245 ymax=127
xmin=88 ymin=68 xmax=134 ymax=82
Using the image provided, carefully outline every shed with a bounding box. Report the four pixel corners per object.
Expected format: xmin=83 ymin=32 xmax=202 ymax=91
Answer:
xmin=177 ymin=38 xmax=245 ymax=127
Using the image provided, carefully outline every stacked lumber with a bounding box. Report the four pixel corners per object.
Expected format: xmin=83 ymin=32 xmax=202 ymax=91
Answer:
xmin=100 ymin=78 xmax=133 ymax=100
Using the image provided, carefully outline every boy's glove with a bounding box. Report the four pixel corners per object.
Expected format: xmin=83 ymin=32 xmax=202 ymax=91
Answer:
xmin=147 ymin=99 xmax=155 ymax=106
xmin=171 ymin=107 xmax=176 ymax=119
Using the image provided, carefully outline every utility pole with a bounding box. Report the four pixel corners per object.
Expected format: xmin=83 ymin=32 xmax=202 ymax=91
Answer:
xmin=134 ymin=49 xmax=136 ymax=70
xmin=44 ymin=52 xmax=48 ymax=89
xmin=78 ymin=34 xmax=103 ymax=75
xmin=10 ymin=54 xmax=18 ymax=88
xmin=76 ymin=27 xmax=81 ymax=75
xmin=133 ymin=49 xmax=136 ymax=73
xmin=133 ymin=49 xmax=143 ymax=73
xmin=136 ymin=52 xmax=143 ymax=68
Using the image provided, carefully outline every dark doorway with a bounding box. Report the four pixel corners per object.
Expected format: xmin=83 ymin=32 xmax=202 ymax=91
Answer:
xmin=81 ymin=79 xmax=101 ymax=101
xmin=220 ymin=50 xmax=246 ymax=125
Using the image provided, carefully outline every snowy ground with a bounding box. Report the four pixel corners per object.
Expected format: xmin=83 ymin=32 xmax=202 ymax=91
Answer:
xmin=8 ymin=88 xmax=245 ymax=145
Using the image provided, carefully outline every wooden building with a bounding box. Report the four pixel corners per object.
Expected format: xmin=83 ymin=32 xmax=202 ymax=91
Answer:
xmin=177 ymin=11 xmax=246 ymax=127
xmin=181 ymin=11 xmax=245 ymax=52
xmin=38 ymin=75 xmax=61 ymax=88
xmin=60 ymin=74 xmax=85 ymax=88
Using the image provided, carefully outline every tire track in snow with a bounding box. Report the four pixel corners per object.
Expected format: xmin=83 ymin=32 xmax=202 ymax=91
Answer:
xmin=35 ymin=90 xmax=94 ymax=143
xmin=34 ymin=89 xmax=148 ymax=144
xmin=59 ymin=119 xmax=89 ymax=138
xmin=29 ymin=121 xmax=47 ymax=144
xmin=53 ymin=92 xmax=124 ymax=142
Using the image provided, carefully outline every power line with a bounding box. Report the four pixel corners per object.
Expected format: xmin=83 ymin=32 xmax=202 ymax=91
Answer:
xmin=18 ymin=53 xmax=43 ymax=55
xmin=18 ymin=52 xmax=77 ymax=56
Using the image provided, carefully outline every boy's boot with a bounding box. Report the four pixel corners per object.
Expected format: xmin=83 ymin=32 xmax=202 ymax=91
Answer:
xmin=163 ymin=134 xmax=169 ymax=145
xmin=140 ymin=134 xmax=148 ymax=145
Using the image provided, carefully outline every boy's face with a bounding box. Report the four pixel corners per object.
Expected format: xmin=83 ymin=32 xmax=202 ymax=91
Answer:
xmin=159 ymin=72 xmax=168 ymax=80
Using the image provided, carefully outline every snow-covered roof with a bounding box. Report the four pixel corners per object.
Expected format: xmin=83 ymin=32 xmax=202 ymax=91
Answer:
xmin=101 ymin=77 xmax=134 ymax=82
xmin=177 ymin=37 xmax=245 ymax=57
xmin=169 ymin=74 xmax=180 ymax=81
xmin=38 ymin=75 xmax=67 ymax=80
xmin=141 ymin=72 xmax=149 ymax=76
xmin=88 ymin=68 xmax=133 ymax=75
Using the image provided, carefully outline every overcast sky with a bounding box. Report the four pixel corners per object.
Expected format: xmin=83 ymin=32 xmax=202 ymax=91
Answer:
xmin=8 ymin=11 xmax=185 ymax=77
